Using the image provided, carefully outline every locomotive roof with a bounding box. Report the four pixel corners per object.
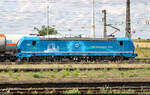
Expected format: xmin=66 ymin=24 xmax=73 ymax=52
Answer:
xmin=39 ymin=37 xmax=117 ymax=41
xmin=22 ymin=36 xmax=131 ymax=41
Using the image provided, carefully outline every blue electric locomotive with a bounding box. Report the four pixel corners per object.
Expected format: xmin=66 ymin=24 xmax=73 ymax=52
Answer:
xmin=16 ymin=36 xmax=137 ymax=61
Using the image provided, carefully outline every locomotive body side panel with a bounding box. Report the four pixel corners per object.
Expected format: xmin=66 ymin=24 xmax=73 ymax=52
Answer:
xmin=17 ymin=37 xmax=137 ymax=60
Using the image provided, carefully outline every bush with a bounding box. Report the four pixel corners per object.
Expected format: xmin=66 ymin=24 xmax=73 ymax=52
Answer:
xmin=33 ymin=73 xmax=45 ymax=78
xmin=33 ymin=73 xmax=40 ymax=78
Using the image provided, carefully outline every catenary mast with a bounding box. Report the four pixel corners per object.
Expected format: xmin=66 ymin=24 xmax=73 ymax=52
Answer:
xmin=125 ymin=0 xmax=131 ymax=38
xmin=47 ymin=6 xmax=49 ymax=36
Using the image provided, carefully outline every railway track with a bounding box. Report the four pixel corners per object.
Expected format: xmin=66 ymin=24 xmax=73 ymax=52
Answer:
xmin=1 ymin=87 xmax=150 ymax=94
xmin=0 ymin=67 xmax=149 ymax=72
xmin=0 ymin=58 xmax=150 ymax=72
xmin=1 ymin=58 xmax=150 ymax=64
xmin=1 ymin=82 xmax=150 ymax=94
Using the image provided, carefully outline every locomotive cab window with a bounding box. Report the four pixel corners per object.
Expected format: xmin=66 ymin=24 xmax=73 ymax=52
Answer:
xmin=120 ymin=41 xmax=123 ymax=46
xmin=32 ymin=41 xmax=36 ymax=46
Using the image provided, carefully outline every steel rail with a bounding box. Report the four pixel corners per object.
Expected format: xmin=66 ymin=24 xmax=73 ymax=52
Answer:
xmin=1 ymin=58 xmax=150 ymax=64
xmin=1 ymin=84 xmax=150 ymax=94
xmin=0 ymin=82 xmax=150 ymax=88
xmin=0 ymin=67 xmax=149 ymax=72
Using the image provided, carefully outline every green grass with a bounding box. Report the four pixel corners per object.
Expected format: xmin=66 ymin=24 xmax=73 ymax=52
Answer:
xmin=50 ymin=74 xmax=56 ymax=78
xmin=103 ymin=69 xmax=108 ymax=72
xmin=32 ymin=73 xmax=45 ymax=78
xmin=98 ymin=89 xmax=135 ymax=94
xmin=61 ymin=70 xmax=70 ymax=78
xmin=135 ymin=47 xmax=150 ymax=58
xmin=33 ymin=73 xmax=41 ymax=78
xmin=72 ymin=70 xmax=80 ymax=77
xmin=49 ymin=71 xmax=56 ymax=78
xmin=53 ymin=69 xmax=58 ymax=72
xmin=11 ymin=74 xmax=20 ymax=80
xmin=87 ymin=90 xmax=93 ymax=94
xmin=2 ymin=69 xmax=150 ymax=82
xmin=7 ymin=71 xmax=23 ymax=80
xmin=140 ymin=91 xmax=150 ymax=94
xmin=133 ymin=39 xmax=150 ymax=43
xmin=63 ymin=89 xmax=81 ymax=94
xmin=8 ymin=71 xmax=14 ymax=77
xmin=109 ymin=69 xmax=119 ymax=73
xmin=128 ymin=73 xmax=138 ymax=77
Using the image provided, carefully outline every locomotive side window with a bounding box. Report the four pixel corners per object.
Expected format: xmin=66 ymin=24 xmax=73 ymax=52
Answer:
xmin=120 ymin=41 xmax=123 ymax=46
xmin=32 ymin=41 xmax=36 ymax=46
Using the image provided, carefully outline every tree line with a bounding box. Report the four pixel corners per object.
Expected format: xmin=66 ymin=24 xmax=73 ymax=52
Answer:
xmin=34 ymin=25 xmax=58 ymax=35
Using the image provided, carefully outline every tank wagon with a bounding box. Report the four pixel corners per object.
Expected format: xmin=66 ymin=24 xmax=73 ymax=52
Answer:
xmin=17 ymin=36 xmax=137 ymax=62
xmin=0 ymin=34 xmax=29 ymax=61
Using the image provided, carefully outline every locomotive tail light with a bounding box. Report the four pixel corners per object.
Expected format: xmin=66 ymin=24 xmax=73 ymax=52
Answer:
xmin=18 ymin=49 xmax=21 ymax=53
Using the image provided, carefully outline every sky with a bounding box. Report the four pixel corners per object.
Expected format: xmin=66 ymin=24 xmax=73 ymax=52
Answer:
xmin=0 ymin=0 xmax=150 ymax=39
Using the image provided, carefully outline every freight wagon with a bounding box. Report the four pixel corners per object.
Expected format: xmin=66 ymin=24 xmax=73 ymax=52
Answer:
xmin=0 ymin=34 xmax=29 ymax=61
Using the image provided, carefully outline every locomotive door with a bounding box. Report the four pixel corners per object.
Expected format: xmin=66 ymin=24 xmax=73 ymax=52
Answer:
xmin=32 ymin=40 xmax=37 ymax=56
xmin=118 ymin=41 xmax=124 ymax=57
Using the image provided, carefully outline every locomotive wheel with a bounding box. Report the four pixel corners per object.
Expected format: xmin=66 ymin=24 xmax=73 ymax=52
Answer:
xmin=0 ymin=57 xmax=5 ymax=62
xmin=10 ymin=56 xmax=17 ymax=62
xmin=31 ymin=57 xmax=42 ymax=62
xmin=15 ymin=56 xmax=131 ymax=62
xmin=5 ymin=59 xmax=10 ymax=62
